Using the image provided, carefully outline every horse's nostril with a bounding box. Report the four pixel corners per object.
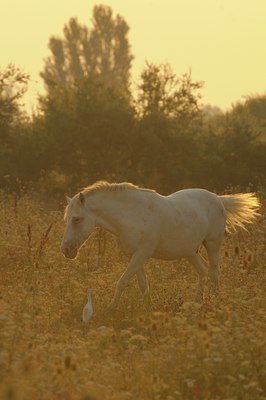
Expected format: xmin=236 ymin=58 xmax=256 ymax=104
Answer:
xmin=62 ymin=244 xmax=77 ymax=259
xmin=61 ymin=243 xmax=69 ymax=256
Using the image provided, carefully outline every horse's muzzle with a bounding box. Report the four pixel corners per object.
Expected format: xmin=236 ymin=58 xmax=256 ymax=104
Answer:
xmin=61 ymin=243 xmax=78 ymax=259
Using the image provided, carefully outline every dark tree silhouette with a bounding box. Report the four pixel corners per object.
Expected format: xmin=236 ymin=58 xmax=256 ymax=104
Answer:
xmin=40 ymin=5 xmax=133 ymax=102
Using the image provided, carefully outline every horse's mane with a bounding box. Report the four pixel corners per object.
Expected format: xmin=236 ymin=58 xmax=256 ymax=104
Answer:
xmin=82 ymin=181 xmax=155 ymax=196
xmin=64 ymin=181 xmax=154 ymax=219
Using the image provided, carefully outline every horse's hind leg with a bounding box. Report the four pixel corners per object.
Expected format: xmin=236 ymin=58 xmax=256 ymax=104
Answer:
xmin=204 ymin=240 xmax=221 ymax=290
xmin=187 ymin=253 xmax=208 ymax=302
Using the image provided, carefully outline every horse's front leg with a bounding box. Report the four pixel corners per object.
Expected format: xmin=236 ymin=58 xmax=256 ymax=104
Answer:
xmin=137 ymin=267 xmax=152 ymax=310
xmin=108 ymin=250 xmax=150 ymax=312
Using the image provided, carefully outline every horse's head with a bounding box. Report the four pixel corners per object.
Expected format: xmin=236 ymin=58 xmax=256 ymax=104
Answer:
xmin=61 ymin=192 xmax=96 ymax=259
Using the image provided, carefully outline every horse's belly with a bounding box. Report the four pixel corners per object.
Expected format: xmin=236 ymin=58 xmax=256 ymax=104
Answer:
xmin=152 ymin=213 xmax=208 ymax=260
xmin=152 ymin=249 xmax=186 ymax=260
xmin=153 ymin=246 xmax=196 ymax=260
xmin=153 ymin=234 xmax=201 ymax=260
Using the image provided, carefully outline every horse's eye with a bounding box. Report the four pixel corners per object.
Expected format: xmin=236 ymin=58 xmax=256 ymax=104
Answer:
xmin=72 ymin=217 xmax=81 ymax=224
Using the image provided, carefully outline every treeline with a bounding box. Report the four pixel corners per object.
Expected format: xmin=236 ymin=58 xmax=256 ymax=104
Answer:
xmin=0 ymin=5 xmax=266 ymax=199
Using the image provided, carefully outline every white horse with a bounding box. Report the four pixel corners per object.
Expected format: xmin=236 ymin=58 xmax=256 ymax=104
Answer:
xmin=61 ymin=181 xmax=259 ymax=310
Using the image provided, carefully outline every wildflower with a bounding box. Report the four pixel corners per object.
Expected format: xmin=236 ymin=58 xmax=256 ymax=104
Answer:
xmin=129 ymin=334 xmax=147 ymax=345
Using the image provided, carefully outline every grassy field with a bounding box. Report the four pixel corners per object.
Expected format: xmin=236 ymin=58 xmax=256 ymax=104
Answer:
xmin=0 ymin=192 xmax=265 ymax=400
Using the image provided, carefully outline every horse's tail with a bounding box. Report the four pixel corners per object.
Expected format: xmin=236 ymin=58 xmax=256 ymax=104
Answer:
xmin=219 ymin=193 xmax=260 ymax=232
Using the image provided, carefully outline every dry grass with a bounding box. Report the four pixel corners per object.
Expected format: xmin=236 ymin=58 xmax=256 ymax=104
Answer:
xmin=0 ymin=192 xmax=265 ymax=400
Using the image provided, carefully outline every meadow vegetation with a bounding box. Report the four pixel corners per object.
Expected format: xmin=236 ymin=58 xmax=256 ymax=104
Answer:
xmin=0 ymin=192 xmax=265 ymax=400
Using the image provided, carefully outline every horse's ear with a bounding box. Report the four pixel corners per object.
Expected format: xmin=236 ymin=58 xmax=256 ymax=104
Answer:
xmin=65 ymin=195 xmax=72 ymax=205
xmin=79 ymin=192 xmax=85 ymax=205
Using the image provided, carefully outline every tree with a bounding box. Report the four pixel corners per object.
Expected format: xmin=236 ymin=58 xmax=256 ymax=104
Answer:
xmin=136 ymin=62 xmax=203 ymax=124
xmin=200 ymin=100 xmax=266 ymax=191
xmin=131 ymin=63 xmax=204 ymax=192
xmin=245 ymin=94 xmax=266 ymax=141
xmin=36 ymin=5 xmax=135 ymax=194
xmin=0 ymin=65 xmax=43 ymax=191
xmin=0 ymin=64 xmax=29 ymax=136
xmin=40 ymin=5 xmax=133 ymax=104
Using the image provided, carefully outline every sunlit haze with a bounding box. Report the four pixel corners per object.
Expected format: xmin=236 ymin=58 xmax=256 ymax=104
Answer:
xmin=1 ymin=0 xmax=266 ymax=111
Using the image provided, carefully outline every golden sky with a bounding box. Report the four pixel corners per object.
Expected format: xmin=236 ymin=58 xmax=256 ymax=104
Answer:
xmin=1 ymin=0 xmax=266 ymax=111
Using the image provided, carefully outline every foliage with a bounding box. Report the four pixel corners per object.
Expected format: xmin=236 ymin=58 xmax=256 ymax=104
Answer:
xmin=201 ymin=100 xmax=266 ymax=191
xmin=0 ymin=64 xmax=29 ymax=135
xmin=0 ymin=193 xmax=265 ymax=399
xmin=0 ymin=65 xmax=33 ymax=190
xmin=136 ymin=63 xmax=203 ymax=124
xmin=244 ymin=94 xmax=266 ymax=141
xmin=0 ymin=6 xmax=265 ymax=196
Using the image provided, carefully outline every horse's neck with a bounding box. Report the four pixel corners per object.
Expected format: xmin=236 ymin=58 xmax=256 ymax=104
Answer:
xmin=89 ymin=192 xmax=128 ymax=235
xmin=89 ymin=190 xmax=143 ymax=235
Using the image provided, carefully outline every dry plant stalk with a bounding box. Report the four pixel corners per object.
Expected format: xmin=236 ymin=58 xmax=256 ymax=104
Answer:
xmin=34 ymin=223 xmax=53 ymax=264
xmin=27 ymin=223 xmax=32 ymax=259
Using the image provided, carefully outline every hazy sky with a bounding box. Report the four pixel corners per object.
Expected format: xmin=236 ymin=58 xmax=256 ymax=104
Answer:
xmin=1 ymin=0 xmax=266 ymax=111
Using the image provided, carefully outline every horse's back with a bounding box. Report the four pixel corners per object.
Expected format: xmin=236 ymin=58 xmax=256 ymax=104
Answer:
xmin=151 ymin=188 xmax=226 ymax=259
xmin=168 ymin=188 xmax=226 ymax=230
xmin=168 ymin=188 xmax=223 ymax=214
xmin=168 ymin=188 xmax=218 ymax=204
